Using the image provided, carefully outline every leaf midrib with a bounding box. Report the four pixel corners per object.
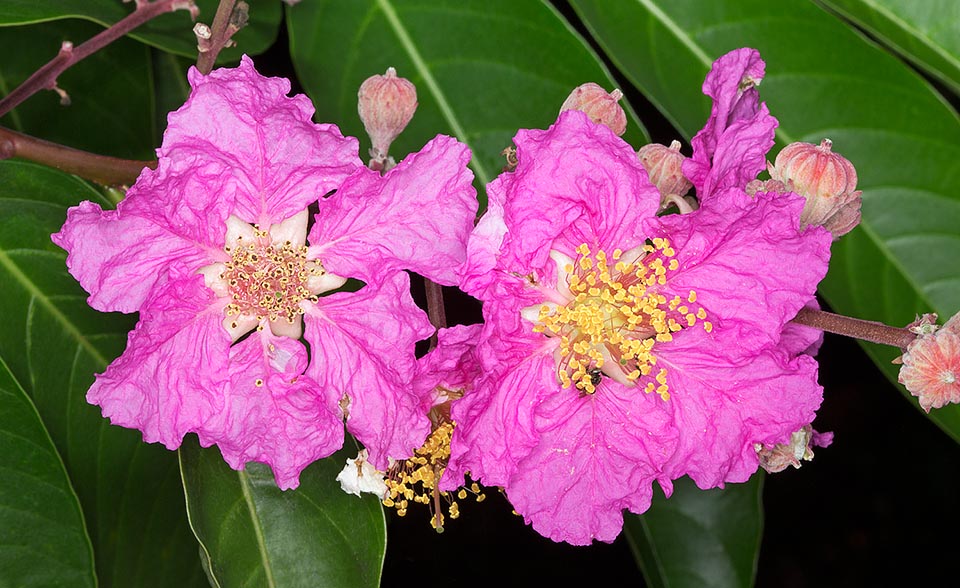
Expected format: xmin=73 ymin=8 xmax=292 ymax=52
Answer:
xmin=375 ymin=0 xmax=493 ymax=186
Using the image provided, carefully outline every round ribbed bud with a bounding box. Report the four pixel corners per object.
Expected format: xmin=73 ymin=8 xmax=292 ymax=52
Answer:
xmin=768 ymin=139 xmax=862 ymax=238
xmin=358 ymin=67 xmax=417 ymax=162
xmin=637 ymin=140 xmax=693 ymax=211
xmin=559 ymin=83 xmax=627 ymax=136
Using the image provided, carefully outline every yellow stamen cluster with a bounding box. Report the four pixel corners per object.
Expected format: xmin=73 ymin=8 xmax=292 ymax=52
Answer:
xmin=221 ymin=228 xmax=324 ymax=326
xmin=383 ymin=421 xmax=486 ymax=532
xmin=532 ymin=240 xmax=710 ymax=399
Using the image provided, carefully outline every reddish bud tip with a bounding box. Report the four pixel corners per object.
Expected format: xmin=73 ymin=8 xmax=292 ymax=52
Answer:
xmin=637 ymin=140 xmax=693 ymax=210
xmin=358 ymin=67 xmax=418 ymax=160
xmin=559 ymin=83 xmax=627 ymax=136
xmin=768 ymin=139 xmax=862 ymax=238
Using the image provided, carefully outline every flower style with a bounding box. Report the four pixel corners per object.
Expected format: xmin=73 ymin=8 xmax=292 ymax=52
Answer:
xmin=441 ymin=107 xmax=832 ymax=544
xmin=52 ymin=57 xmax=477 ymax=489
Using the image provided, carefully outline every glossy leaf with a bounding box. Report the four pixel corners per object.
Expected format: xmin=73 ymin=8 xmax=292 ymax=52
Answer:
xmin=623 ymin=476 xmax=763 ymax=588
xmin=180 ymin=437 xmax=387 ymax=588
xmin=0 ymin=19 xmax=155 ymax=160
xmin=0 ymin=160 xmax=206 ymax=587
xmin=0 ymin=355 xmax=96 ymax=588
xmin=569 ymin=0 xmax=960 ymax=440
xmin=817 ymin=0 xmax=960 ymax=95
xmin=287 ymin=0 xmax=648 ymax=207
xmin=0 ymin=0 xmax=281 ymax=62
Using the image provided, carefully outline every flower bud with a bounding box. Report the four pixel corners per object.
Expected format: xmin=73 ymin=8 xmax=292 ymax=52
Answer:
xmin=358 ymin=67 xmax=418 ymax=161
xmin=899 ymin=312 xmax=960 ymax=412
xmin=559 ymin=83 xmax=627 ymax=136
xmin=637 ymin=140 xmax=693 ymax=211
xmin=768 ymin=139 xmax=862 ymax=238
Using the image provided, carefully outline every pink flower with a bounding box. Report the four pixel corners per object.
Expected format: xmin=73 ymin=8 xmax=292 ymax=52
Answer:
xmin=52 ymin=57 xmax=477 ymax=489
xmin=683 ymin=48 xmax=778 ymax=200
xmin=899 ymin=312 xmax=960 ymax=412
xmin=442 ymin=110 xmax=831 ymax=544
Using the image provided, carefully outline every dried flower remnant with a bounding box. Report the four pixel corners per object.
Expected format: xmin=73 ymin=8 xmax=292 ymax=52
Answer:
xmin=559 ymin=82 xmax=627 ymax=136
xmin=52 ymin=57 xmax=477 ymax=489
xmin=768 ymin=139 xmax=862 ymax=238
xmin=756 ymin=425 xmax=833 ymax=473
xmin=637 ymin=140 xmax=695 ymax=212
xmin=358 ymin=67 xmax=418 ymax=170
xmin=899 ymin=312 xmax=960 ymax=412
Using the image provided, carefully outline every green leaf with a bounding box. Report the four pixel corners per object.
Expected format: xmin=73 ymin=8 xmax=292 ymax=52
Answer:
xmin=0 ymin=19 xmax=155 ymax=160
xmin=569 ymin=0 xmax=960 ymax=440
xmin=817 ymin=0 xmax=960 ymax=95
xmin=0 ymin=160 xmax=207 ymax=587
xmin=180 ymin=437 xmax=387 ymax=588
xmin=287 ymin=0 xmax=648 ymax=208
xmin=0 ymin=0 xmax=281 ymax=62
xmin=0 ymin=355 xmax=96 ymax=588
xmin=623 ymin=476 xmax=763 ymax=588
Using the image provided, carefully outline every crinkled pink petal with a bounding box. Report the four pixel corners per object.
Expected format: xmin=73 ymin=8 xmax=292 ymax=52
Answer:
xmin=647 ymin=188 xmax=831 ymax=359
xmin=52 ymin=197 xmax=219 ymax=313
xmin=199 ymin=331 xmax=343 ymax=490
xmin=688 ymin=48 xmax=766 ymax=170
xmin=86 ymin=274 xmax=230 ymax=448
xmin=690 ymin=104 xmax=778 ymax=199
xmin=413 ymin=324 xmax=482 ymax=411
xmin=303 ymin=272 xmax=433 ymax=469
xmin=309 ymin=135 xmax=476 ymax=286
xmin=443 ymin=344 xmax=554 ymax=490
xmin=685 ymin=49 xmax=775 ymax=198
xmin=505 ymin=382 xmax=677 ymax=545
xmin=461 ymin=111 xmax=659 ymax=297
xmin=163 ymin=56 xmax=360 ymax=227
xmin=656 ymin=327 xmax=823 ymax=488
xmin=782 ymin=299 xmax=824 ymax=357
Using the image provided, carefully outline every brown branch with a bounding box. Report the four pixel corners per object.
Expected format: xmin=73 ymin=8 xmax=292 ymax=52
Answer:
xmin=791 ymin=307 xmax=917 ymax=350
xmin=195 ymin=0 xmax=249 ymax=75
xmin=0 ymin=126 xmax=155 ymax=186
xmin=0 ymin=0 xmax=197 ymax=118
xmin=425 ymin=280 xmax=447 ymax=351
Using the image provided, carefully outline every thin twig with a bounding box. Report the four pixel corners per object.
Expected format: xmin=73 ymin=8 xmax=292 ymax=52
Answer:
xmin=0 ymin=0 xmax=197 ymax=118
xmin=0 ymin=126 xmax=155 ymax=186
xmin=425 ymin=280 xmax=447 ymax=350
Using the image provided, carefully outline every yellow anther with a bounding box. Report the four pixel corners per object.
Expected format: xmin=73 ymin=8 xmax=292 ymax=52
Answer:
xmin=688 ymin=290 xmax=697 ymax=303
xmin=704 ymin=321 xmax=713 ymax=333
xmin=697 ymin=308 xmax=707 ymax=319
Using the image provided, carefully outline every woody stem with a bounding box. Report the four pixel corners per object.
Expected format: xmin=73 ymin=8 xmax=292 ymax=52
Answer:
xmin=791 ymin=307 xmax=916 ymax=350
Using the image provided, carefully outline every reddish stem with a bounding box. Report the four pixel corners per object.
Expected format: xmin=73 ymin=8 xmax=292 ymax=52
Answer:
xmin=0 ymin=127 xmax=154 ymax=186
xmin=791 ymin=307 xmax=917 ymax=350
xmin=425 ymin=280 xmax=447 ymax=350
xmin=0 ymin=1 xmax=196 ymax=118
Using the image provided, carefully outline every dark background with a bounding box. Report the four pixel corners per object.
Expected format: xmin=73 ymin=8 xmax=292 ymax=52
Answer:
xmin=256 ymin=7 xmax=960 ymax=587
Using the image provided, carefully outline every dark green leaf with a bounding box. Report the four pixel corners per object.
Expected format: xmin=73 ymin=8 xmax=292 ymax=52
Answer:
xmin=0 ymin=0 xmax=281 ymax=62
xmin=0 ymin=160 xmax=207 ymax=587
xmin=0 ymin=19 xmax=155 ymax=160
xmin=149 ymin=49 xmax=193 ymax=146
xmin=569 ymin=0 xmax=960 ymax=440
xmin=817 ymin=0 xmax=960 ymax=95
xmin=0 ymin=355 xmax=96 ymax=588
xmin=180 ymin=437 xmax=387 ymax=588
xmin=623 ymin=476 xmax=763 ymax=588
xmin=287 ymin=0 xmax=648 ymax=208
